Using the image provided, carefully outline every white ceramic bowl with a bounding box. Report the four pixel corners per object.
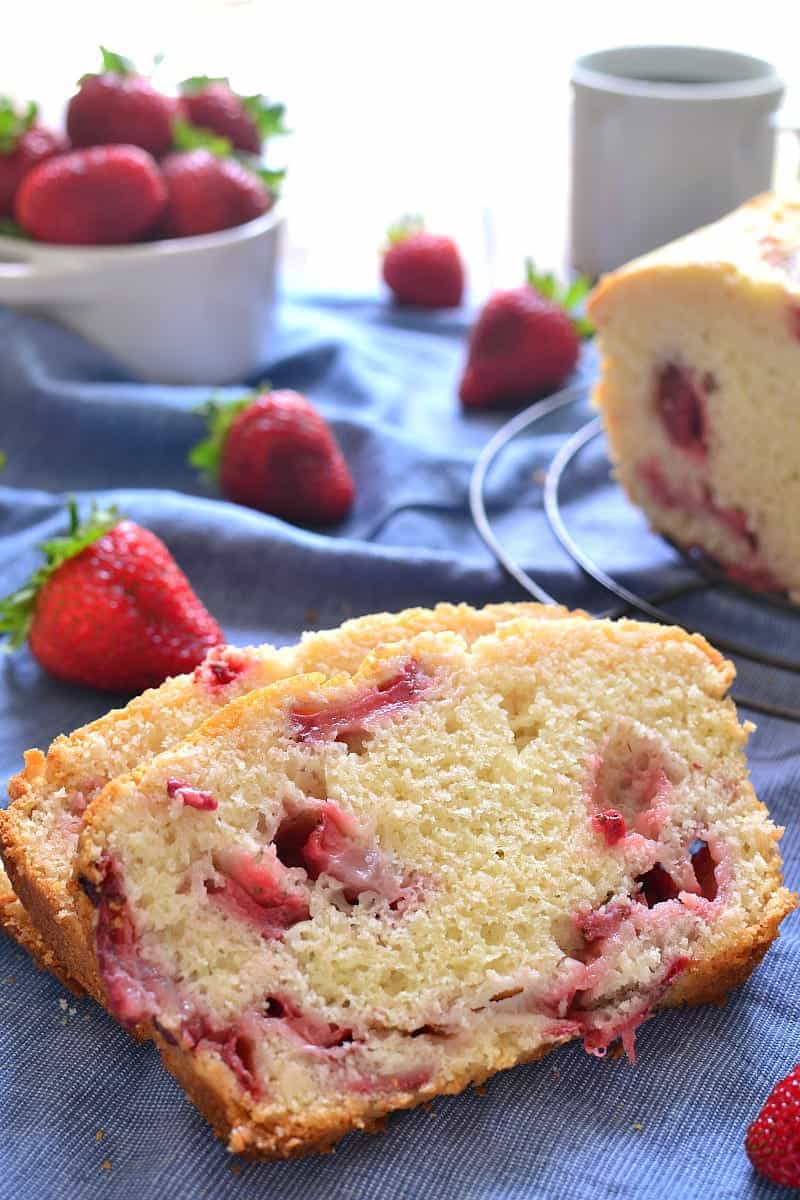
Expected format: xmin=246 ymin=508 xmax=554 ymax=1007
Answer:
xmin=0 ymin=207 xmax=284 ymax=384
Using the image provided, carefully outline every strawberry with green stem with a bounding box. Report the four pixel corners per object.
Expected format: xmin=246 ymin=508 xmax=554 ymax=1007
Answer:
xmin=0 ymin=501 xmax=223 ymax=692
xmin=382 ymin=215 xmax=465 ymax=308
xmin=190 ymin=388 xmax=355 ymax=526
xmin=0 ymin=96 xmax=66 ymax=218
xmin=179 ymin=76 xmax=289 ymax=155
xmin=66 ymin=46 xmax=177 ymax=157
xmin=459 ymin=262 xmax=593 ymax=409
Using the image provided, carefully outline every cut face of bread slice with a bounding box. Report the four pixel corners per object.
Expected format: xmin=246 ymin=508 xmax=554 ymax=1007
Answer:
xmin=74 ymin=618 xmax=795 ymax=1159
xmin=588 ymin=191 xmax=800 ymax=598
xmin=0 ymin=602 xmax=568 ymax=992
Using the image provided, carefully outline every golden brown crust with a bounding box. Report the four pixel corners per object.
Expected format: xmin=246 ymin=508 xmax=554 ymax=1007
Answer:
xmin=156 ymin=1030 xmax=565 ymax=1160
xmin=0 ymin=889 xmax=84 ymax=994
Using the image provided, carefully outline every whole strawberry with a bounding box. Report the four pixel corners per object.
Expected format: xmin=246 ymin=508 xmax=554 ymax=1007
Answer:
xmin=746 ymin=1064 xmax=800 ymax=1188
xmin=66 ymin=47 xmax=176 ymax=157
xmin=159 ymin=149 xmax=271 ymax=238
xmin=190 ymin=389 xmax=355 ymax=525
xmin=382 ymin=216 xmax=464 ymax=308
xmin=459 ymin=263 xmax=592 ymax=409
xmin=0 ymin=98 xmax=67 ymax=217
xmin=0 ymin=502 xmax=223 ymax=692
xmin=179 ymin=76 xmax=287 ymax=154
xmin=16 ymin=145 xmax=166 ymax=245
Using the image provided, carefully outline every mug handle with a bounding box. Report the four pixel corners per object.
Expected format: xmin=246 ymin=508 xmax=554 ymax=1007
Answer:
xmin=0 ymin=246 xmax=90 ymax=305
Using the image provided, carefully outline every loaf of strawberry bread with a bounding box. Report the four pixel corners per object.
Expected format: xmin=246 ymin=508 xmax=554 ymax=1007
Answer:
xmin=588 ymin=191 xmax=800 ymax=598
xmin=73 ymin=617 xmax=794 ymax=1158
xmin=0 ymin=602 xmax=565 ymax=994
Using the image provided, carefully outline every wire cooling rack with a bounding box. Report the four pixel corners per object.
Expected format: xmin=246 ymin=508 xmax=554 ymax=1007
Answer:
xmin=469 ymin=384 xmax=800 ymax=722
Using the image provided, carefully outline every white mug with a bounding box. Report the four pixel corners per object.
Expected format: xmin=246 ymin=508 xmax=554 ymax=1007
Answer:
xmin=569 ymin=45 xmax=788 ymax=276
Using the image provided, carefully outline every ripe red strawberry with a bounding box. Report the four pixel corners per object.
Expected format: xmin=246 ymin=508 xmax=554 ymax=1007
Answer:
xmin=158 ymin=150 xmax=271 ymax=238
xmin=66 ymin=47 xmax=176 ymax=157
xmin=179 ymin=76 xmax=288 ymax=154
xmin=0 ymin=502 xmax=223 ymax=692
xmin=0 ymin=97 xmax=67 ymax=217
xmin=459 ymin=263 xmax=592 ymax=409
xmin=15 ymin=145 xmax=166 ymax=245
xmin=189 ymin=389 xmax=355 ymax=526
xmin=746 ymin=1065 xmax=800 ymax=1188
xmin=382 ymin=217 xmax=464 ymax=308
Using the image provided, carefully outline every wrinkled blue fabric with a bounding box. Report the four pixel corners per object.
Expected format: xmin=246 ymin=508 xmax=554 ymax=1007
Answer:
xmin=0 ymin=300 xmax=797 ymax=1200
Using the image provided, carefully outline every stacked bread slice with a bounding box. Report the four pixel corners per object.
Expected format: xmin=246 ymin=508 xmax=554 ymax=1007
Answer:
xmin=1 ymin=603 xmax=795 ymax=1158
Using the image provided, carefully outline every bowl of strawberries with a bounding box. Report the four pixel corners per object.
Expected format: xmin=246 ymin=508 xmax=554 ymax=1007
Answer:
xmin=0 ymin=49 xmax=287 ymax=384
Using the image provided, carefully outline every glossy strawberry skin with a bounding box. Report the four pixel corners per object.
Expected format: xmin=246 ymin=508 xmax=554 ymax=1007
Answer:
xmin=382 ymin=232 xmax=464 ymax=308
xmin=66 ymin=74 xmax=177 ymax=156
xmin=158 ymin=150 xmax=271 ymax=238
xmin=28 ymin=520 xmax=223 ymax=692
xmin=183 ymin=83 xmax=261 ymax=153
xmin=219 ymin=390 xmax=355 ymax=526
xmin=460 ymin=286 xmax=580 ymax=408
xmin=15 ymin=145 xmax=166 ymax=245
xmin=746 ymin=1065 xmax=800 ymax=1188
xmin=0 ymin=126 xmax=67 ymax=217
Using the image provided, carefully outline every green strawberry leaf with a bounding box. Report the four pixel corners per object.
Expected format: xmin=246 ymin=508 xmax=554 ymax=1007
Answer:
xmin=240 ymin=159 xmax=286 ymax=195
xmin=99 ymin=46 xmax=136 ymax=76
xmin=0 ymin=452 xmax=6 ymax=470
xmin=179 ymin=74 xmax=229 ymax=95
xmin=525 ymin=259 xmax=594 ymax=338
xmin=386 ymin=215 xmax=424 ymax=246
xmin=240 ymin=95 xmax=290 ymax=139
xmin=0 ymin=218 xmax=30 ymax=239
xmin=172 ymin=117 xmax=233 ymax=157
xmin=0 ymin=96 xmax=39 ymax=154
xmin=188 ymin=393 xmax=261 ymax=483
xmin=0 ymin=499 xmax=120 ymax=652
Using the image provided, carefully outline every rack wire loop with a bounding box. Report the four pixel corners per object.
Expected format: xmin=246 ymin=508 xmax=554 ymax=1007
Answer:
xmin=469 ymin=387 xmax=800 ymax=722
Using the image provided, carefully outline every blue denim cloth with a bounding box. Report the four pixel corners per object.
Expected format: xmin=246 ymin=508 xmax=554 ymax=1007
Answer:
xmin=0 ymin=301 xmax=797 ymax=1200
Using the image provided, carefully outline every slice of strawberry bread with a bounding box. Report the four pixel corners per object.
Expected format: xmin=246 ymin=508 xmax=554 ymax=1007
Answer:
xmin=73 ymin=617 xmax=795 ymax=1158
xmin=0 ymin=602 xmax=566 ymax=994
xmin=588 ymin=191 xmax=800 ymax=598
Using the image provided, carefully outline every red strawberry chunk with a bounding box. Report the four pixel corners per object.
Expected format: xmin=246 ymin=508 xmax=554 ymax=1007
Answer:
xmin=291 ymin=659 xmax=431 ymax=744
xmin=193 ymin=646 xmax=252 ymax=691
xmin=84 ymin=857 xmax=165 ymax=1027
xmin=655 ymin=363 xmax=709 ymax=458
xmin=690 ymin=841 xmax=718 ymax=902
xmin=301 ymin=802 xmax=404 ymax=903
xmin=790 ymin=304 xmax=800 ymax=341
xmin=182 ymin=1015 xmax=261 ymax=1093
xmin=637 ymin=864 xmax=681 ymax=907
xmin=591 ymin=809 xmax=627 ymax=846
xmin=206 ymin=849 xmax=310 ymax=938
xmin=264 ymin=994 xmax=351 ymax=1048
xmin=166 ymin=777 xmax=218 ymax=811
